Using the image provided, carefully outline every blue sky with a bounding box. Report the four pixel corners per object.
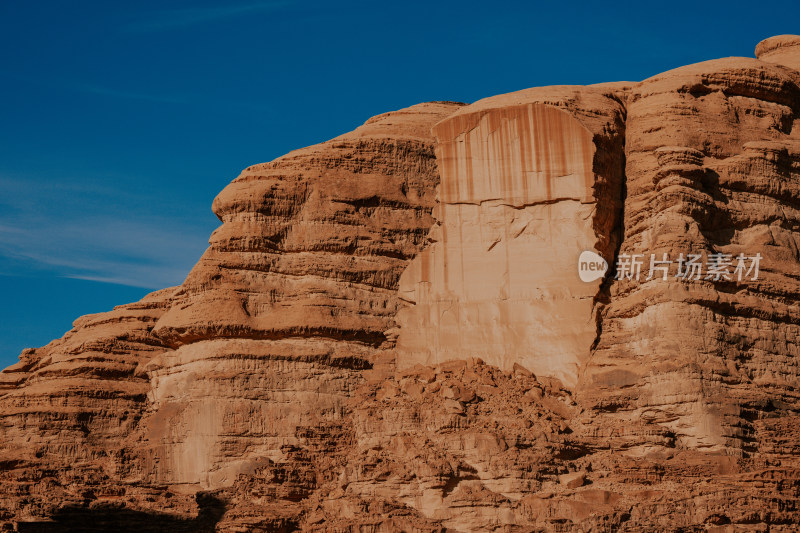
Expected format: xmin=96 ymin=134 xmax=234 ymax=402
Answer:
xmin=1 ymin=0 xmax=798 ymax=368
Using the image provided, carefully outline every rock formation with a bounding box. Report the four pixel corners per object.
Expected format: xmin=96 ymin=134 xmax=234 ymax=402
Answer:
xmin=1 ymin=36 xmax=800 ymax=532
xmin=396 ymin=90 xmax=626 ymax=388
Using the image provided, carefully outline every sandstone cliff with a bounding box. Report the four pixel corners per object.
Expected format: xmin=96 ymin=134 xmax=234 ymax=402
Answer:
xmin=1 ymin=36 xmax=800 ymax=532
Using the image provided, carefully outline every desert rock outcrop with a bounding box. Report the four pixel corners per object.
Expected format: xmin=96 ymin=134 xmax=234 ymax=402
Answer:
xmin=1 ymin=37 xmax=800 ymax=532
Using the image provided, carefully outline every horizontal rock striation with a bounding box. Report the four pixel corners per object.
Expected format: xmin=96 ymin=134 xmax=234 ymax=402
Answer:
xmin=128 ymin=102 xmax=465 ymax=491
xmin=0 ymin=288 xmax=181 ymax=523
xmin=580 ymin=55 xmax=800 ymax=457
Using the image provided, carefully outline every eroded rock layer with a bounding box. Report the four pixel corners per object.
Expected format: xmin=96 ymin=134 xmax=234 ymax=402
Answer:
xmin=580 ymin=56 xmax=800 ymax=455
xmin=1 ymin=37 xmax=800 ymax=532
xmin=132 ymin=101 xmax=465 ymax=490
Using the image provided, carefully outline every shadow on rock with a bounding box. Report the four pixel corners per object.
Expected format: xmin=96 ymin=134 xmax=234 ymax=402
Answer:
xmin=16 ymin=493 xmax=226 ymax=533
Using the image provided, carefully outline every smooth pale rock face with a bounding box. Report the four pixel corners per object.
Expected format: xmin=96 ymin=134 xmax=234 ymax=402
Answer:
xmin=397 ymin=99 xmax=625 ymax=387
xmin=141 ymin=338 xmax=373 ymax=488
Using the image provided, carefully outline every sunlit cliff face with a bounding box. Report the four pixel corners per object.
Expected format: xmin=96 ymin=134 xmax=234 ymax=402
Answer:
xmin=397 ymin=102 xmax=620 ymax=388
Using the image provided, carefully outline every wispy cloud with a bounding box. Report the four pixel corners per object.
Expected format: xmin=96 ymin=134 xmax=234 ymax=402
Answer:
xmin=0 ymin=177 xmax=214 ymax=289
xmin=0 ymin=218 xmax=209 ymax=289
xmin=127 ymin=1 xmax=293 ymax=32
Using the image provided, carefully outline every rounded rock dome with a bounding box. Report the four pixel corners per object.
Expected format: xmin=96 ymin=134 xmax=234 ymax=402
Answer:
xmin=755 ymin=34 xmax=800 ymax=71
